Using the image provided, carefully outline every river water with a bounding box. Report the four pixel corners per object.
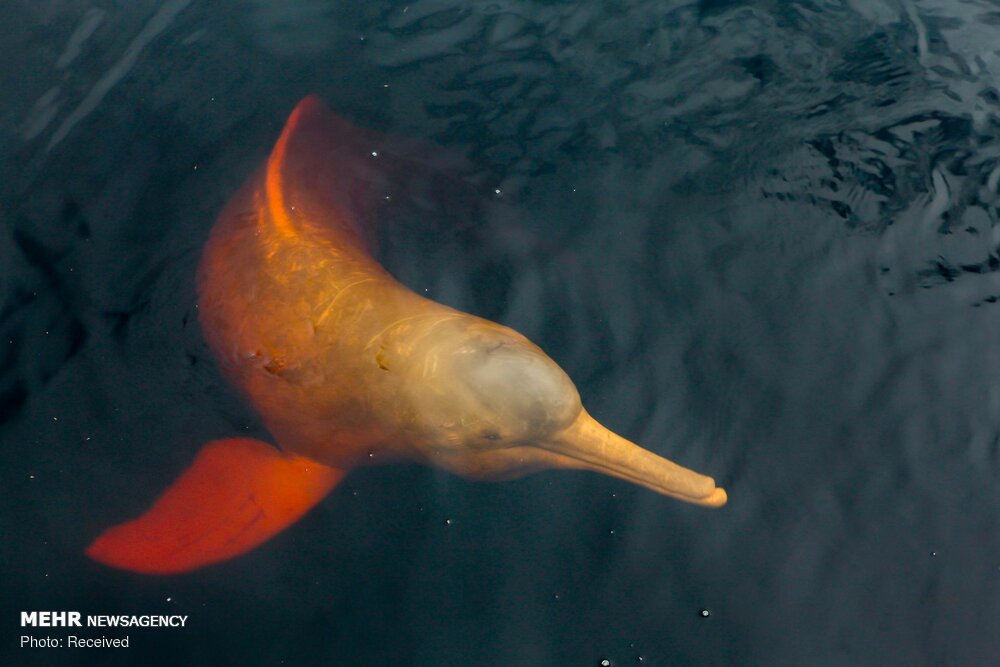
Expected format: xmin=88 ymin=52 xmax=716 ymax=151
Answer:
xmin=1 ymin=1 xmax=998 ymax=665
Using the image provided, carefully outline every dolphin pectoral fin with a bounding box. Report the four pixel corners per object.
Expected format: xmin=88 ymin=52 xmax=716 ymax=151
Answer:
xmin=86 ymin=438 xmax=344 ymax=575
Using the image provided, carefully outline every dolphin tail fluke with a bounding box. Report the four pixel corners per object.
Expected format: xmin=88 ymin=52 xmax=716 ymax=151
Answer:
xmin=86 ymin=438 xmax=344 ymax=575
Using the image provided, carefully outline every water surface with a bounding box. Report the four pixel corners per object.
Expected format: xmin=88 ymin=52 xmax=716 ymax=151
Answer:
xmin=2 ymin=1 xmax=998 ymax=665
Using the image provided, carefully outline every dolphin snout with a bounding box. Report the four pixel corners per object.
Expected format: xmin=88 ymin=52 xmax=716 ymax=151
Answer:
xmin=538 ymin=410 xmax=728 ymax=507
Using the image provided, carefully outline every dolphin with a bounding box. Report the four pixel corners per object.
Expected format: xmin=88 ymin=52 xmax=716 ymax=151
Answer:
xmin=86 ymin=96 xmax=727 ymax=574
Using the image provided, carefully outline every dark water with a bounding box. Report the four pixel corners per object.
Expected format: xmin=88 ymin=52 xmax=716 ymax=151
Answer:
xmin=2 ymin=1 xmax=999 ymax=665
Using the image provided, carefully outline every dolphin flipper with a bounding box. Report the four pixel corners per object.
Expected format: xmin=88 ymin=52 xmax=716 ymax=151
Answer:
xmin=86 ymin=438 xmax=343 ymax=574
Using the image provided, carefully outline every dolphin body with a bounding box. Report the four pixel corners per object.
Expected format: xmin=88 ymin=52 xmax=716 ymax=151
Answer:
xmin=87 ymin=96 xmax=726 ymax=574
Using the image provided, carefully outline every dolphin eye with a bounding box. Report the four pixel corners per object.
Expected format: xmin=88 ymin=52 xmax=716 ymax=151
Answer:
xmin=480 ymin=430 xmax=501 ymax=441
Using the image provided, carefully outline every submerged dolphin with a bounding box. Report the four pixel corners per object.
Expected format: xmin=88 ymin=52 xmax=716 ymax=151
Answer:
xmin=87 ymin=96 xmax=726 ymax=574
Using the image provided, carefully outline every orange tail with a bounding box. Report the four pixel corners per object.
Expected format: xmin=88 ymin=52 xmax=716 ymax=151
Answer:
xmin=86 ymin=438 xmax=344 ymax=574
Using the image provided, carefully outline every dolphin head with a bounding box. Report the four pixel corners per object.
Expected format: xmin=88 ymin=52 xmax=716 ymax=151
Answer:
xmin=388 ymin=314 xmax=727 ymax=507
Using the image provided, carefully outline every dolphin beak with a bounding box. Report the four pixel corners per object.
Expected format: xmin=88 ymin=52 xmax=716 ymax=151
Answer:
xmin=540 ymin=410 xmax=727 ymax=507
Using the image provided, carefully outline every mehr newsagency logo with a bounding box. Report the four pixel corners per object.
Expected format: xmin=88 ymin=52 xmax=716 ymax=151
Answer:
xmin=22 ymin=611 xmax=188 ymax=628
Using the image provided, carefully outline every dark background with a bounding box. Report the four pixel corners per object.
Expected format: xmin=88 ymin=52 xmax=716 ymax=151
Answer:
xmin=2 ymin=1 xmax=998 ymax=665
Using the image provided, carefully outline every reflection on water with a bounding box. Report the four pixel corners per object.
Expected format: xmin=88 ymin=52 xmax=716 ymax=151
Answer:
xmin=1 ymin=1 xmax=998 ymax=665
